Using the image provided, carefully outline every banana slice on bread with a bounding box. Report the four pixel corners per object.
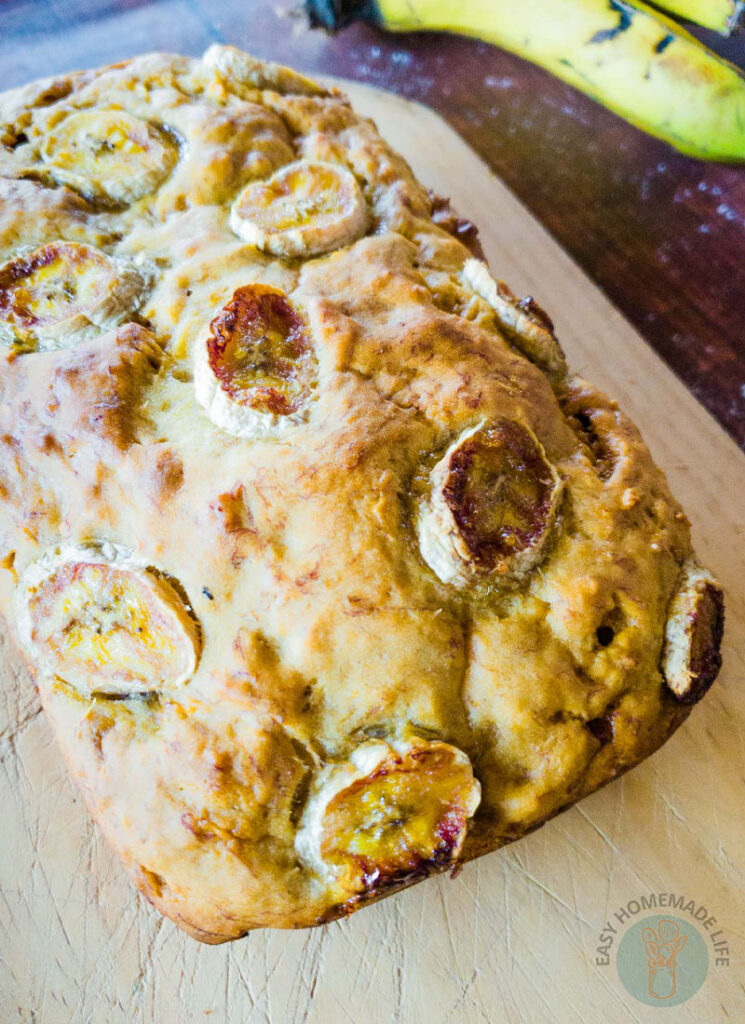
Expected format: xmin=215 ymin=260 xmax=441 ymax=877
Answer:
xmin=230 ymin=160 xmax=368 ymax=257
xmin=462 ymin=258 xmax=566 ymax=378
xmin=41 ymin=109 xmax=178 ymax=204
xmin=194 ymin=283 xmax=317 ymax=437
xmin=17 ymin=543 xmax=200 ymax=697
xmin=418 ymin=420 xmax=563 ymax=587
xmin=0 ymin=240 xmax=147 ymax=351
xmin=296 ymin=739 xmax=480 ymax=901
xmin=663 ymin=561 xmax=725 ymax=704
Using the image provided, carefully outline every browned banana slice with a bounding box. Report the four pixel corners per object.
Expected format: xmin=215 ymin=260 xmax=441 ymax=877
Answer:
xmin=0 ymin=240 xmax=146 ymax=351
xmin=41 ymin=110 xmax=178 ymax=204
xmin=418 ymin=420 xmax=562 ymax=587
xmin=461 ymin=258 xmax=566 ymax=377
xmin=296 ymin=739 xmax=480 ymax=897
xmin=662 ymin=560 xmax=724 ymax=704
xmin=229 ymin=160 xmax=368 ymax=257
xmin=194 ymin=284 xmax=316 ymax=438
xmin=17 ymin=544 xmax=200 ymax=696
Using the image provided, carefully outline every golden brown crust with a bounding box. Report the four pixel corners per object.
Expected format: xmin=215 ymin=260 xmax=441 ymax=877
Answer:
xmin=0 ymin=46 xmax=723 ymax=941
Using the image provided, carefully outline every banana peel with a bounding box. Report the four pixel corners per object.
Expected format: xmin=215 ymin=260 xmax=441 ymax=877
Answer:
xmin=652 ymin=0 xmax=743 ymax=35
xmin=308 ymin=0 xmax=745 ymax=162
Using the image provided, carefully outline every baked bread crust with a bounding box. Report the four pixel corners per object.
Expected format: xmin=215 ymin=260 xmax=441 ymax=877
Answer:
xmin=0 ymin=47 xmax=723 ymax=941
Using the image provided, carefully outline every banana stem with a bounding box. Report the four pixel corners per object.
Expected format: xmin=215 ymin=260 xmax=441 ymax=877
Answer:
xmin=307 ymin=0 xmax=745 ymax=162
xmin=650 ymin=0 xmax=744 ymax=34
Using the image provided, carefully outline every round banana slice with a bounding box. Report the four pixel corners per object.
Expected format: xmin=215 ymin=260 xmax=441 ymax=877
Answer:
xmin=662 ymin=560 xmax=724 ymax=705
xmin=461 ymin=258 xmax=566 ymax=378
xmin=229 ymin=160 xmax=368 ymax=258
xmin=0 ymin=240 xmax=146 ymax=352
xmin=418 ymin=419 xmax=562 ymax=587
xmin=16 ymin=543 xmax=200 ymax=696
xmin=41 ymin=110 xmax=178 ymax=204
xmin=296 ymin=739 xmax=480 ymax=897
xmin=194 ymin=283 xmax=316 ymax=438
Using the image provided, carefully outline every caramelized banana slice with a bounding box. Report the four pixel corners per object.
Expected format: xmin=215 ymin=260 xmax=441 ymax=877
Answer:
xmin=461 ymin=259 xmax=566 ymax=378
xmin=296 ymin=739 xmax=480 ymax=897
xmin=662 ymin=560 xmax=724 ymax=704
xmin=229 ymin=160 xmax=368 ymax=257
xmin=41 ymin=110 xmax=178 ymax=204
xmin=418 ymin=420 xmax=562 ymax=587
xmin=0 ymin=240 xmax=146 ymax=351
xmin=194 ymin=284 xmax=316 ymax=438
xmin=17 ymin=544 xmax=200 ymax=696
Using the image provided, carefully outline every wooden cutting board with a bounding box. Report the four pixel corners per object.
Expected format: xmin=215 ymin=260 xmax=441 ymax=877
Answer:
xmin=1 ymin=80 xmax=743 ymax=1024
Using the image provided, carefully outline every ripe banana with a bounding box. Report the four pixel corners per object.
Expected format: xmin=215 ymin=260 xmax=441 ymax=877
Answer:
xmin=653 ymin=0 xmax=743 ymax=35
xmin=308 ymin=0 xmax=745 ymax=161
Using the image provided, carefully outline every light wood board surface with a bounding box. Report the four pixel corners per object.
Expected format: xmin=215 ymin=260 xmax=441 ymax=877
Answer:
xmin=1 ymin=79 xmax=743 ymax=1024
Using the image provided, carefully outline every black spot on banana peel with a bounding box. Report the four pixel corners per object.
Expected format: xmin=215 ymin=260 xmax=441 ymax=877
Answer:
xmin=655 ymin=33 xmax=675 ymax=54
xmin=306 ymin=0 xmax=745 ymax=162
xmin=589 ymin=2 xmax=634 ymax=44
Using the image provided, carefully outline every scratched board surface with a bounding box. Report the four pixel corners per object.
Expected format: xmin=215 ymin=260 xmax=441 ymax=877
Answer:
xmin=1 ymin=82 xmax=743 ymax=1024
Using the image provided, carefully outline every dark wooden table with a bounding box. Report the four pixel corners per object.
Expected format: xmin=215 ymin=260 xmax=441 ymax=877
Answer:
xmin=2 ymin=0 xmax=744 ymax=448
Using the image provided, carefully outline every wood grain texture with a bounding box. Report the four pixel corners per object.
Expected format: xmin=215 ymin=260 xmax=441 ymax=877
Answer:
xmin=1 ymin=0 xmax=743 ymax=451
xmin=1 ymin=81 xmax=744 ymax=1024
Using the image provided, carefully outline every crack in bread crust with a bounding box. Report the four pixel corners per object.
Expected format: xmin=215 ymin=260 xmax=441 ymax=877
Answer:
xmin=0 ymin=46 xmax=723 ymax=941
